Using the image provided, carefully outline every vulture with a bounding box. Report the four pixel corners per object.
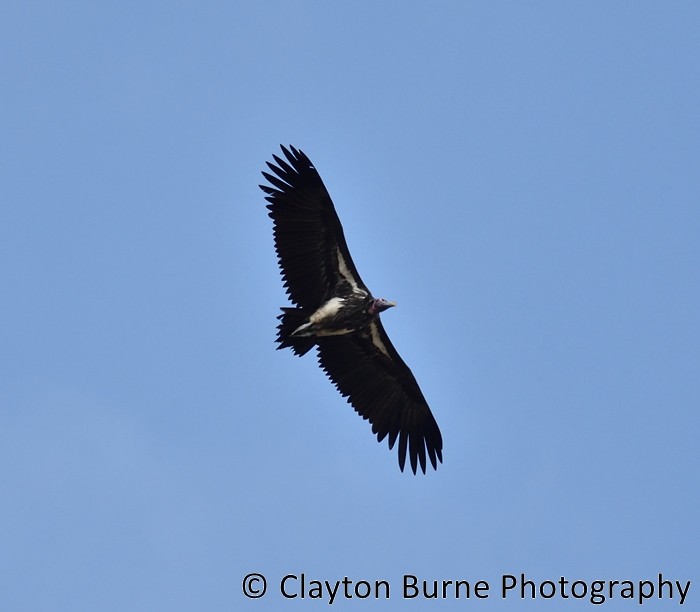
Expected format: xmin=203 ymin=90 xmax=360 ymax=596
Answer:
xmin=260 ymin=145 xmax=443 ymax=474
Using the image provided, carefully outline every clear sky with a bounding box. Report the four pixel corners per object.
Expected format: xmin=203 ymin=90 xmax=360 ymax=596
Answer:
xmin=2 ymin=2 xmax=699 ymax=611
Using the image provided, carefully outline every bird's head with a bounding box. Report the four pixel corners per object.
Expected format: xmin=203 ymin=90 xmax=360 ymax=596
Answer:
xmin=369 ymin=297 xmax=396 ymax=315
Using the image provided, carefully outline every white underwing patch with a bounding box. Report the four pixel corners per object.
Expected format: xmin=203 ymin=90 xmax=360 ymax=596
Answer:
xmin=310 ymin=296 xmax=345 ymax=323
xmin=369 ymin=322 xmax=391 ymax=359
xmin=336 ymin=247 xmax=360 ymax=291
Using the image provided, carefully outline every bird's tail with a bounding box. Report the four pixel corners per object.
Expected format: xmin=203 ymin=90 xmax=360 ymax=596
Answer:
xmin=276 ymin=308 xmax=316 ymax=356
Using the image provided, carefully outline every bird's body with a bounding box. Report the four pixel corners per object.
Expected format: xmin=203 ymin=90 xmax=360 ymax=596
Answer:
xmin=284 ymin=293 xmax=394 ymax=338
xmin=260 ymin=145 xmax=443 ymax=474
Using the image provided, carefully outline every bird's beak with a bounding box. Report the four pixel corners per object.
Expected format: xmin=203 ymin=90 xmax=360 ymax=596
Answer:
xmin=387 ymin=301 xmax=396 ymax=308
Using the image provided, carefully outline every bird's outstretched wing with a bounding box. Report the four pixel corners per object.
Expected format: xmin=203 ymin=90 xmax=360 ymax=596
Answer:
xmin=260 ymin=145 xmax=368 ymax=309
xmin=316 ymin=320 xmax=443 ymax=474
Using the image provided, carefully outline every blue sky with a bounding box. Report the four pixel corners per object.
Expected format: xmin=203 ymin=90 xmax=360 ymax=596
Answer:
xmin=2 ymin=2 xmax=699 ymax=610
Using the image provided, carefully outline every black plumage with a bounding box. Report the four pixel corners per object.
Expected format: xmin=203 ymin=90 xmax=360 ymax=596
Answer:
xmin=260 ymin=145 xmax=443 ymax=474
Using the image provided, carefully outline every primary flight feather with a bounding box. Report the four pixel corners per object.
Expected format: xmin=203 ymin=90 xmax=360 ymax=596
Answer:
xmin=260 ymin=145 xmax=443 ymax=474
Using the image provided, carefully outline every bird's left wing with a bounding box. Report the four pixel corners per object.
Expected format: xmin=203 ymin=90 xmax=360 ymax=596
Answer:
xmin=316 ymin=320 xmax=443 ymax=474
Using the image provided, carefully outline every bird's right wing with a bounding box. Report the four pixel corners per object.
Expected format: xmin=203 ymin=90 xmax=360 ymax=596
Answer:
xmin=260 ymin=145 xmax=369 ymax=309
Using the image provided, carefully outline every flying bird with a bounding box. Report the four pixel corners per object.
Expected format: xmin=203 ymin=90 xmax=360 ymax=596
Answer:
xmin=260 ymin=145 xmax=443 ymax=474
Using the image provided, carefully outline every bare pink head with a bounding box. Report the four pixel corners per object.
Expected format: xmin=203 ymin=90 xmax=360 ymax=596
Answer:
xmin=368 ymin=298 xmax=396 ymax=315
